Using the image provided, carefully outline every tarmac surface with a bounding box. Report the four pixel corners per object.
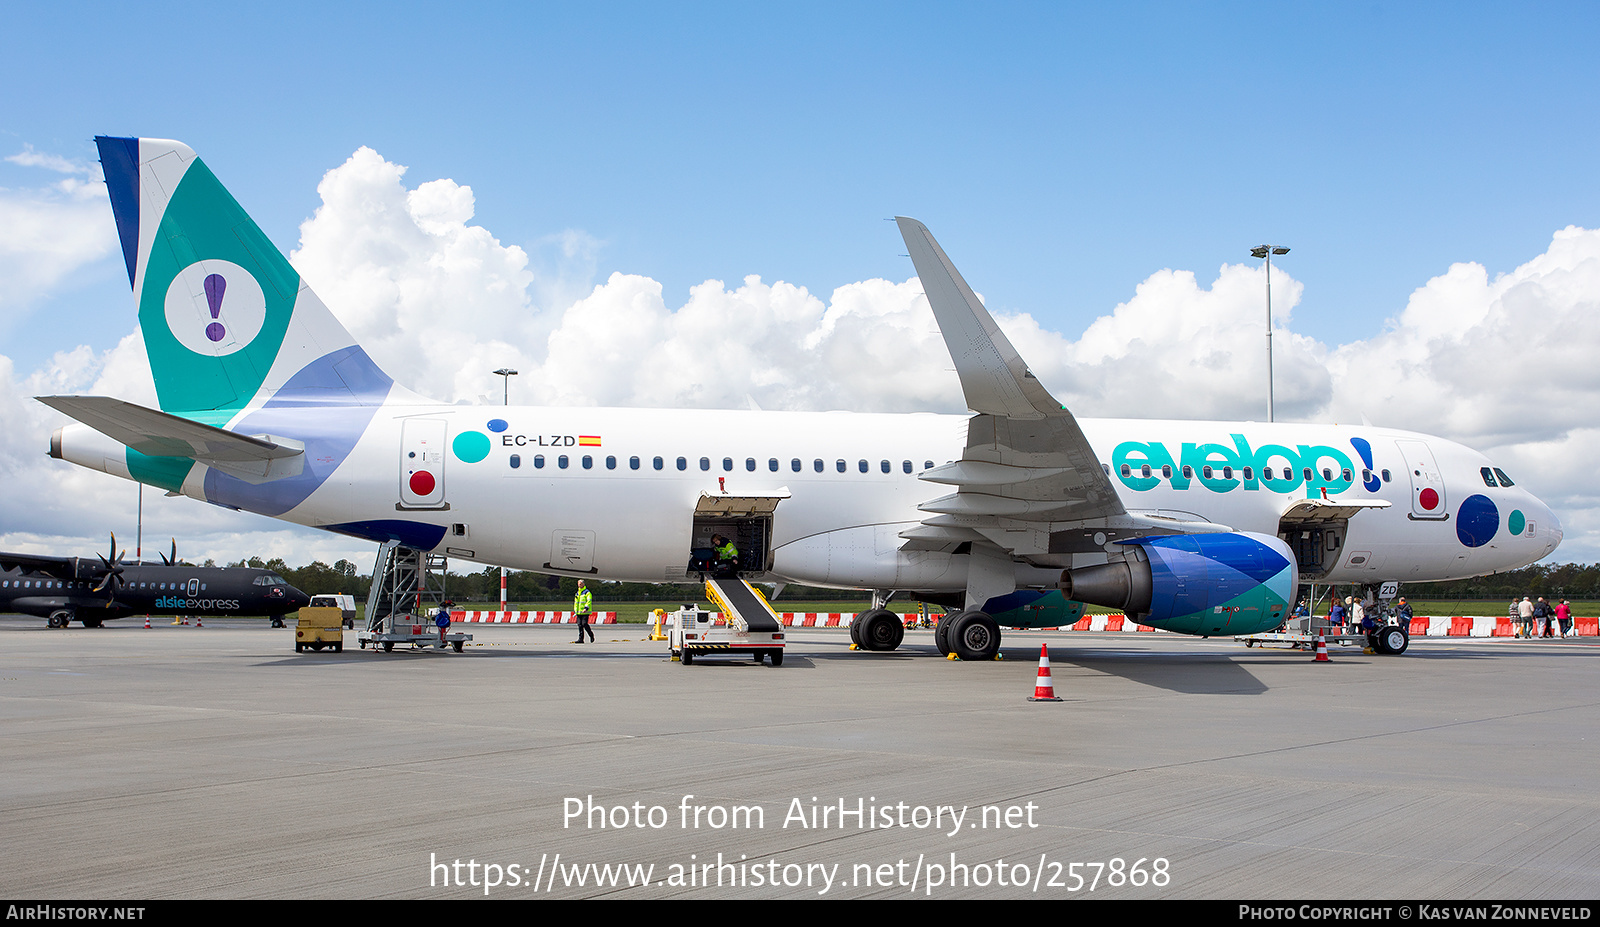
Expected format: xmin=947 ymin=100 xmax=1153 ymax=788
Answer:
xmin=1 ymin=614 xmax=1596 ymax=900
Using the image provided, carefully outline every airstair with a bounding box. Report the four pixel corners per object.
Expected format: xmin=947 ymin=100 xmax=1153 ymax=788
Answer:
xmin=357 ymin=540 xmax=472 ymax=653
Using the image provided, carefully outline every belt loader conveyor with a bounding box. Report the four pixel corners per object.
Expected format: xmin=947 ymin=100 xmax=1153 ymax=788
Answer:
xmin=669 ymin=578 xmax=786 ymax=666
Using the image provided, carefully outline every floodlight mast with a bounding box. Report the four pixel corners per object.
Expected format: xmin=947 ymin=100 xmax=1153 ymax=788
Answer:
xmin=1250 ymin=245 xmax=1290 ymax=422
xmin=491 ymin=367 xmax=518 ymax=611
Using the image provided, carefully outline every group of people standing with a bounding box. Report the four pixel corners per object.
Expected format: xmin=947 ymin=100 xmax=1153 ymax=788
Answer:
xmin=1512 ymin=596 xmax=1573 ymax=638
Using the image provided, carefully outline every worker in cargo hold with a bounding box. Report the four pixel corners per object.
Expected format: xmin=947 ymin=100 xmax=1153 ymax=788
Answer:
xmin=710 ymin=534 xmax=740 ymax=579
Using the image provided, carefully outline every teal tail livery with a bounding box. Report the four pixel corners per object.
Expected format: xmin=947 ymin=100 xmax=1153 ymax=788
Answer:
xmin=42 ymin=137 xmax=1564 ymax=660
xmin=44 ymin=137 xmax=402 ymax=519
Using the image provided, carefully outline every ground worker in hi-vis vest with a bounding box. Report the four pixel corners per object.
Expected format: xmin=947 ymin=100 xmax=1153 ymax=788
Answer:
xmin=711 ymin=534 xmax=740 ymax=579
xmin=573 ymin=579 xmax=594 ymax=644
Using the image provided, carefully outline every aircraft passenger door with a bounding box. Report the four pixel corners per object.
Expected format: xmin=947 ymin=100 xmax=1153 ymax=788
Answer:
xmin=1395 ymin=440 xmax=1447 ymax=520
xmin=399 ymin=419 xmax=448 ymax=509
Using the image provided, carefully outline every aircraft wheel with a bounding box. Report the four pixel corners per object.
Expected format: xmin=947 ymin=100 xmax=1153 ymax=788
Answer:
xmin=1378 ymin=626 xmax=1409 ymax=655
xmin=857 ymin=609 xmax=903 ymax=652
xmin=769 ymin=649 xmax=784 ymax=666
xmin=950 ymin=610 xmax=1001 ymax=661
xmin=682 ymin=649 xmax=694 ymax=666
xmin=47 ymin=610 xmax=72 ymax=629
xmin=934 ymin=612 xmax=954 ymax=656
xmin=81 ymin=617 xmax=103 ymax=628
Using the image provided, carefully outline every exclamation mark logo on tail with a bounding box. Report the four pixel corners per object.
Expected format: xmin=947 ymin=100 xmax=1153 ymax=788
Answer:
xmin=164 ymin=259 xmax=266 ymax=357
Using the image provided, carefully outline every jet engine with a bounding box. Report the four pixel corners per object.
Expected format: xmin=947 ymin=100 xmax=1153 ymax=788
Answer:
xmin=1060 ymin=531 xmax=1297 ymax=636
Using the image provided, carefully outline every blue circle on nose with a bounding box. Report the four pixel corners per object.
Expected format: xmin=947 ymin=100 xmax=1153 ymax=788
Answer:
xmin=487 ymin=418 xmax=508 ymax=433
xmin=1457 ymin=494 xmax=1499 ymax=547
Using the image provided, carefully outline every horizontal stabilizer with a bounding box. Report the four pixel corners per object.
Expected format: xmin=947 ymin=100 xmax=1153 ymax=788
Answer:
xmin=37 ymin=396 xmax=304 ymax=484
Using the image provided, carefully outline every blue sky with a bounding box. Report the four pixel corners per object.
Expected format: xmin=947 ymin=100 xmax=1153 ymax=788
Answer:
xmin=2 ymin=2 xmax=1598 ymax=568
xmin=5 ymin=2 xmax=1596 ymax=355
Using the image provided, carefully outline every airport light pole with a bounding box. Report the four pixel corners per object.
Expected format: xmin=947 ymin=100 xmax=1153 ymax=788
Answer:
xmin=1250 ymin=245 xmax=1290 ymax=422
xmin=493 ymin=368 xmax=518 ymax=406
xmin=492 ymin=368 xmax=517 ymax=614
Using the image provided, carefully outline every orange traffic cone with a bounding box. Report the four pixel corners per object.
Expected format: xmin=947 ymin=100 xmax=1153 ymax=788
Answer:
xmin=1028 ymin=645 xmax=1063 ymax=701
xmin=195 ymin=616 xmax=202 ymax=628
xmin=1313 ymin=634 xmax=1330 ymax=662
xmin=143 ymin=616 xmax=151 ymax=629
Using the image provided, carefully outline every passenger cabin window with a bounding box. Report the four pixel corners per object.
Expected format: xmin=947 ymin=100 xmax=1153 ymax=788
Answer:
xmin=1223 ymin=466 xmax=1233 ymax=479
xmin=1381 ymin=469 xmax=1392 ymax=482
xmin=924 ymin=461 xmax=934 ymax=470
xmin=558 ymin=455 xmax=569 ymax=469
xmin=769 ymin=459 xmax=779 ymax=472
xmin=1341 ymin=468 xmax=1352 ymax=482
xmin=676 ymin=457 xmax=687 ymax=471
xmin=1321 ymin=467 xmax=1331 ymax=481
xmin=510 ymin=454 xmax=521 ymax=469
xmin=1161 ymin=465 xmax=1172 ymax=478
xmin=653 ymin=456 xmax=663 ymax=470
xmin=582 ymin=455 xmax=593 ymax=469
xmin=1141 ymin=465 xmax=1152 ymax=478
xmin=1202 ymin=466 xmax=1213 ymax=479
xmin=836 ymin=459 xmax=847 ymax=473
xmin=629 ymin=456 xmax=640 ymax=470
xmin=858 ymin=459 xmax=868 ymax=473
xmin=902 ymin=460 xmax=913 ymax=474
xmin=880 ymin=460 xmax=890 ymax=473
xmin=1183 ymin=465 xmax=1194 ymax=479
xmin=746 ymin=458 xmax=757 ymax=472
xmin=1243 ymin=467 xmax=1253 ymax=480
xmin=722 ymin=457 xmax=733 ymax=471
xmin=605 ymin=456 xmax=616 ymax=470
xmin=1302 ymin=467 xmax=1312 ymax=481
xmin=699 ymin=457 xmax=710 ymax=471
xmin=791 ymin=458 xmax=802 ymax=472
xmin=534 ymin=454 xmax=545 ymax=468
xmin=813 ymin=459 xmax=824 ymax=473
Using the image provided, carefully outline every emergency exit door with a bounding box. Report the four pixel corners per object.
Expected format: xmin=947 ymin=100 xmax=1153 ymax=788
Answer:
xmin=399 ymin=419 xmax=448 ymax=509
xmin=1396 ymin=439 xmax=1447 ymax=520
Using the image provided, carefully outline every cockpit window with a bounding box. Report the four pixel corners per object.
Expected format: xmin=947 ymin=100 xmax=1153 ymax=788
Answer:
xmin=1480 ymin=467 xmax=1497 ymax=487
xmin=1493 ymin=468 xmax=1515 ymax=487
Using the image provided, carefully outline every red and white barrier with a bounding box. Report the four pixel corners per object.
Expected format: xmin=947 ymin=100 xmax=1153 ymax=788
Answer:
xmin=450 ymin=611 xmax=617 ymax=624
xmin=448 ymin=610 xmax=1591 ymax=636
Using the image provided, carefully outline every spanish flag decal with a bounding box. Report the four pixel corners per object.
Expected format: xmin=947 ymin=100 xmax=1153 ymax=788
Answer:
xmin=578 ymin=435 xmax=602 ymax=447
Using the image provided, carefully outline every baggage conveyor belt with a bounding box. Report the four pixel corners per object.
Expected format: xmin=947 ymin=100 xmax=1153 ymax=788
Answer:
xmin=704 ymin=578 xmax=782 ymax=633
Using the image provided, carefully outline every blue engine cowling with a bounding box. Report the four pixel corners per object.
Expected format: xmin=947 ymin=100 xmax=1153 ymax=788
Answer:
xmin=1059 ymin=531 xmax=1298 ymax=636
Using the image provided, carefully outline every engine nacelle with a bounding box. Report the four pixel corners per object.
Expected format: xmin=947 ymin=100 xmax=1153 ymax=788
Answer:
xmin=1060 ymin=531 xmax=1297 ymax=636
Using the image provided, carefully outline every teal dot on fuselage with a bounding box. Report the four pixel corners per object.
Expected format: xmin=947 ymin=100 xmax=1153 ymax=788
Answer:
xmin=1508 ymin=509 xmax=1526 ymax=536
xmin=453 ymin=431 xmax=491 ymax=463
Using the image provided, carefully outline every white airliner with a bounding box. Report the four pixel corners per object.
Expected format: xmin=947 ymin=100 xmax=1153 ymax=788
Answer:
xmin=41 ymin=137 xmax=1562 ymax=659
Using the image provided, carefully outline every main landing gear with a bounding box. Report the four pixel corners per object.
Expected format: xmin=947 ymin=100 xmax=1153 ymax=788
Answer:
xmin=938 ymin=610 xmax=1000 ymax=661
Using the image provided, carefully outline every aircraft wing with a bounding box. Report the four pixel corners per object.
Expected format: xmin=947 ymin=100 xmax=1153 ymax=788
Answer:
xmin=37 ymin=396 xmax=305 ymax=484
xmin=0 ymin=551 xmax=78 ymax=581
xmin=896 ymin=218 xmax=1223 ymax=560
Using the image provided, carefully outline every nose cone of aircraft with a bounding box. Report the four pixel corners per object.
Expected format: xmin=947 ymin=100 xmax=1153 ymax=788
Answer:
xmin=286 ymin=585 xmax=312 ymax=610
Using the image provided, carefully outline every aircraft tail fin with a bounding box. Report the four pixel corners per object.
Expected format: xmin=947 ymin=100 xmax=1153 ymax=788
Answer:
xmin=94 ymin=137 xmax=393 ymax=416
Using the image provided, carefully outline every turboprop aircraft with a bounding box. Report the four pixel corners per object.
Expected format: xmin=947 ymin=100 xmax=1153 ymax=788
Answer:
xmin=41 ymin=136 xmax=1562 ymax=658
xmin=1 ymin=535 xmax=310 ymax=627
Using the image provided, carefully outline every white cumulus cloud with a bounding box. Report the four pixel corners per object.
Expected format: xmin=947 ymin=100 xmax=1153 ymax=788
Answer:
xmin=1 ymin=144 xmax=1597 ymax=572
